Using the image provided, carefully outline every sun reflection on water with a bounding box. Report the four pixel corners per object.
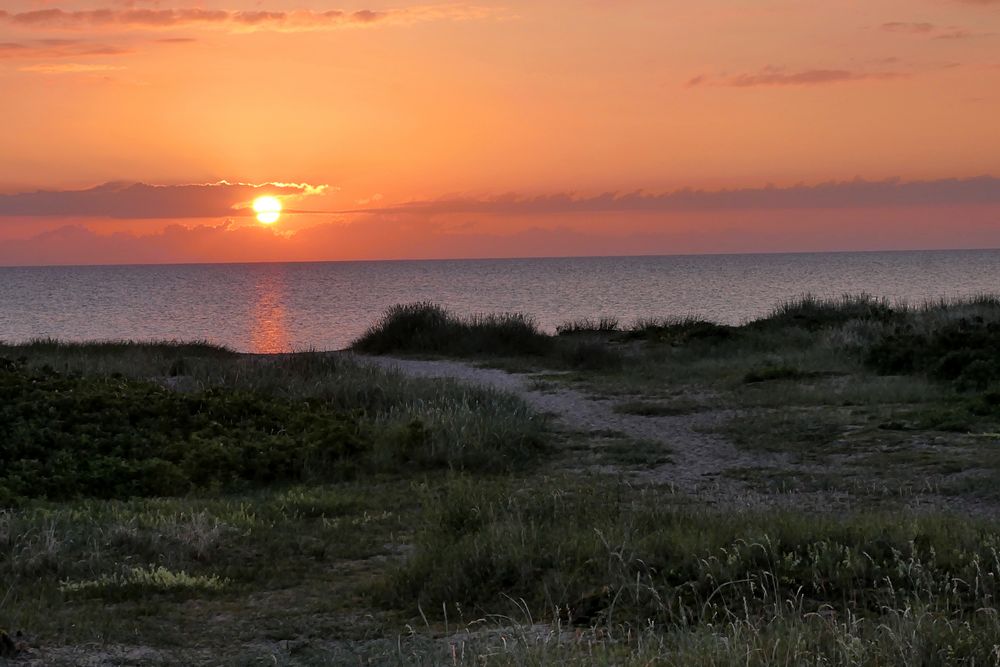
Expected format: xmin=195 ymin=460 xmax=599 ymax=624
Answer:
xmin=249 ymin=271 xmax=290 ymax=354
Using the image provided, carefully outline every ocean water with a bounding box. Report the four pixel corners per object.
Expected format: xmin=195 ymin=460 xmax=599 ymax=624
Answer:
xmin=1 ymin=250 xmax=998 ymax=353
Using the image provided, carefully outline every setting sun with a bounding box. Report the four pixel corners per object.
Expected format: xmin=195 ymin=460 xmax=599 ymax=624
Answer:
xmin=252 ymin=196 xmax=282 ymax=224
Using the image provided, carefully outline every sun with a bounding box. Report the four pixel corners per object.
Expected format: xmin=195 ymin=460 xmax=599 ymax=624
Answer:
xmin=252 ymin=196 xmax=282 ymax=224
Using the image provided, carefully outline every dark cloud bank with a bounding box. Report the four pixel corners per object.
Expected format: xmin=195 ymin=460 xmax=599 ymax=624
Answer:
xmin=3 ymin=177 xmax=998 ymax=221
xmin=350 ymin=176 xmax=1000 ymax=216
xmin=0 ymin=181 xmax=325 ymax=219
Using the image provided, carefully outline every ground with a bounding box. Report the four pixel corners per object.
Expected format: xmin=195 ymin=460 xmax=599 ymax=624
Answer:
xmin=4 ymin=297 xmax=1000 ymax=665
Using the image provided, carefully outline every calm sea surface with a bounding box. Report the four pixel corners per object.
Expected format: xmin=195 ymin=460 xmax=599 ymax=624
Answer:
xmin=1 ymin=250 xmax=998 ymax=353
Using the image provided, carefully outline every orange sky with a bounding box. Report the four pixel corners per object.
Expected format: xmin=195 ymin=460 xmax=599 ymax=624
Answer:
xmin=1 ymin=0 xmax=999 ymax=265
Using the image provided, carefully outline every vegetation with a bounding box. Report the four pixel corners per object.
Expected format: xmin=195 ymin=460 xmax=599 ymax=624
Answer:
xmin=556 ymin=317 xmax=621 ymax=336
xmin=390 ymin=477 xmax=1000 ymax=631
xmin=352 ymin=302 xmax=552 ymax=357
xmin=866 ymin=312 xmax=1000 ymax=390
xmin=749 ymin=293 xmax=898 ymax=332
xmin=623 ymin=317 xmax=736 ymax=345
xmin=0 ymin=360 xmax=367 ymax=502
xmin=356 ymin=295 xmax=1000 ymax=386
xmin=4 ymin=294 xmax=1000 ymax=664
xmin=0 ymin=342 xmax=547 ymax=489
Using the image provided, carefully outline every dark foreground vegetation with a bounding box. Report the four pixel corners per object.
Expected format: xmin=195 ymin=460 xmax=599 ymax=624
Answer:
xmin=355 ymin=295 xmax=1000 ymax=391
xmin=4 ymin=294 xmax=1000 ymax=664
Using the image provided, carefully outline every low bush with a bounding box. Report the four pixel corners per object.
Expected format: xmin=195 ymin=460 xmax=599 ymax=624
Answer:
xmin=352 ymin=303 xmax=552 ymax=357
xmin=866 ymin=317 xmax=1000 ymax=390
xmin=752 ymin=294 xmax=898 ymax=332
xmin=0 ymin=360 xmax=547 ymax=504
xmin=624 ymin=318 xmax=735 ymax=346
xmin=0 ymin=361 xmax=368 ymax=503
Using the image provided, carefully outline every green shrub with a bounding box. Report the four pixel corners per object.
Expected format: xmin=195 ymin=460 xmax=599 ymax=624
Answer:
xmin=625 ymin=318 xmax=735 ymax=345
xmin=753 ymin=294 xmax=898 ymax=332
xmin=352 ymin=303 xmax=552 ymax=357
xmin=866 ymin=317 xmax=1000 ymax=390
xmin=0 ymin=362 xmax=367 ymax=502
xmin=0 ymin=345 xmax=550 ymax=504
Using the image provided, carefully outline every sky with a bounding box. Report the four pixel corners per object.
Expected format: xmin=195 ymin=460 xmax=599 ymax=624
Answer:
xmin=1 ymin=0 xmax=998 ymax=265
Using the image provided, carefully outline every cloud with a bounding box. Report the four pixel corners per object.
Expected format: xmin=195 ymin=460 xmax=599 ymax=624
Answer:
xmin=882 ymin=22 xmax=936 ymax=34
xmin=0 ymin=39 xmax=131 ymax=59
xmin=0 ymin=5 xmax=499 ymax=33
xmin=18 ymin=62 xmax=125 ymax=73
xmin=4 ymin=203 xmax=1000 ymax=267
xmin=934 ymin=28 xmax=992 ymax=39
xmin=0 ymin=181 xmax=328 ymax=219
xmin=346 ymin=176 xmax=1000 ymax=215
xmin=881 ymin=21 xmax=992 ymax=40
xmin=687 ymin=66 xmax=907 ymax=88
xmin=725 ymin=68 xmax=906 ymax=87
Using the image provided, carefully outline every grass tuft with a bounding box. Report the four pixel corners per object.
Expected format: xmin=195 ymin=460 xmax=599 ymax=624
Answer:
xmin=752 ymin=293 xmax=899 ymax=332
xmin=59 ymin=566 xmax=228 ymax=599
xmin=383 ymin=476 xmax=1000 ymax=630
xmin=556 ymin=317 xmax=621 ymax=336
xmin=352 ymin=302 xmax=552 ymax=357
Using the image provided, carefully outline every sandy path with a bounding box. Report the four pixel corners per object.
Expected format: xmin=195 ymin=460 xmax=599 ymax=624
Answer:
xmin=348 ymin=354 xmax=1000 ymax=516
xmin=351 ymin=354 xmax=794 ymax=501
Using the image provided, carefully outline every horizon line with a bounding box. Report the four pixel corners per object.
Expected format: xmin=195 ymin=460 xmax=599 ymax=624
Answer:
xmin=1 ymin=245 xmax=998 ymax=270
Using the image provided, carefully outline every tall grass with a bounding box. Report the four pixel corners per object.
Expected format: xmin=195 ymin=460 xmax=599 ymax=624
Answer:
xmin=751 ymin=294 xmax=899 ymax=331
xmin=387 ymin=606 xmax=1000 ymax=665
xmin=353 ymin=303 xmax=552 ymax=357
xmin=346 ymin=296 xmax=1000 ymax=392
xmin=385 ymin=476 xmax=1000 ymax=642
xmin=556 ymin=317 xmax=621 ymax=336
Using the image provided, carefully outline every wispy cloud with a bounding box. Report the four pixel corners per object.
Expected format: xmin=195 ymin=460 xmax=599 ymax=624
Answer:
xmin=0 ymin=39 xmax=130 ymax=59
xmin=881 ymin=21 xmax=992 ymax=40
xmin=0 ymin=5 xmax=500 ymax=33
xmin=5 ymin=203 xmax=1000 ymax=266
xmin=882 ymin=22 xmax=936 ymax=34
xmin=346 ymin=176 xmax=1000 ymax=215
xmin=728 ymin=69 xmax=905 ymax=87
xmin=688 ymin=66 xmax=906 ymax=88
xmin=0 ymin=181 xmax=329 ymax=218
xmin=18 ymin=62 xmax=125 ymax=73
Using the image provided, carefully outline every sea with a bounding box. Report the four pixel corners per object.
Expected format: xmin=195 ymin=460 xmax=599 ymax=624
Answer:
xmin=1 ymin=250 xmax=998 ymax=353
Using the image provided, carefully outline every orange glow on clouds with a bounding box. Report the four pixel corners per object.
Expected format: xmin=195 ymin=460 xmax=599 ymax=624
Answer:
xmin=1 ymin=0 xmax=999 ymax=264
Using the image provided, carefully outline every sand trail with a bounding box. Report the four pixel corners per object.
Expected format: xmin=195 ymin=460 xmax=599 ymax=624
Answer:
xmin=352 ymin=354 xmax=793 ymax=500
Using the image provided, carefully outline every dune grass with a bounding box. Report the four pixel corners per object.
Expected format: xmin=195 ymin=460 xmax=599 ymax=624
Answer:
xmin=352 ymin=302 xmax=553 ymax=357
xmin=381 ymin=475 xmax=1000 ymax=663
xmin=5 ymin=295 xmax=1000 ymax=663
xmin=556 ymin=317 xmax=622 ymax=336
xmin=351 ymin=295 xmax=1000 ymax=397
